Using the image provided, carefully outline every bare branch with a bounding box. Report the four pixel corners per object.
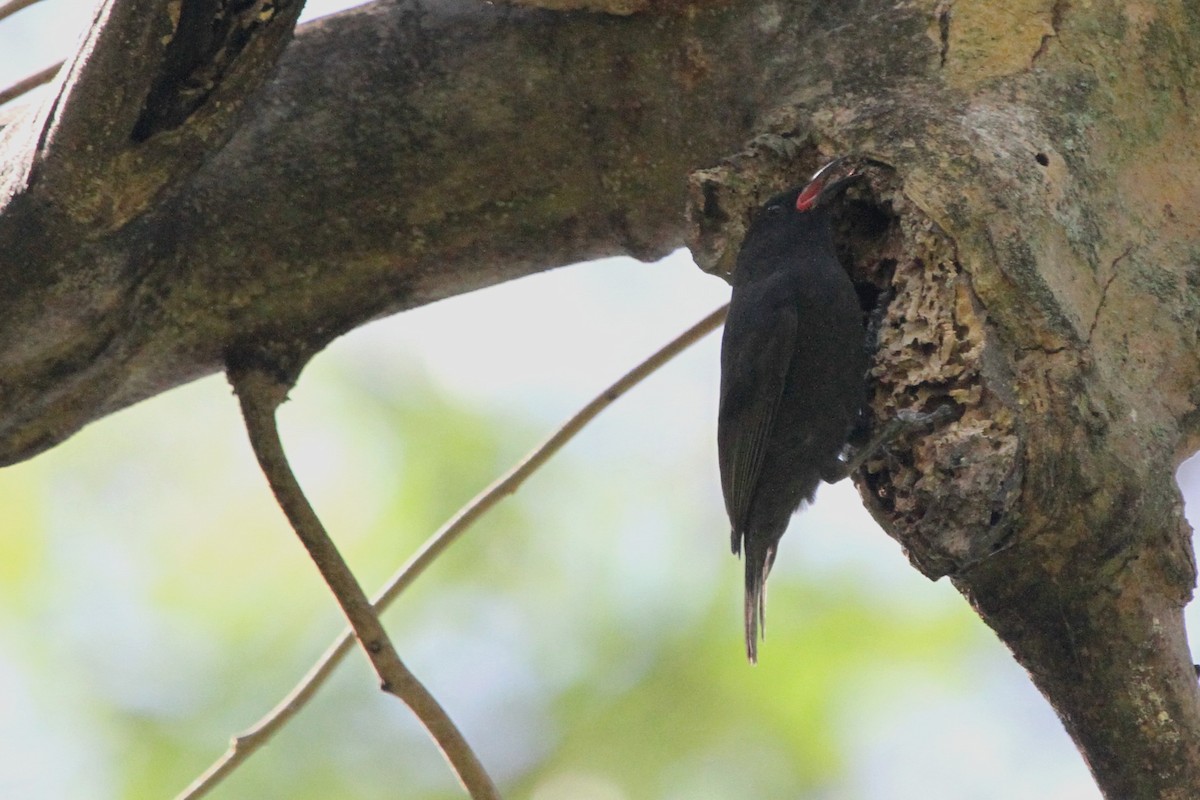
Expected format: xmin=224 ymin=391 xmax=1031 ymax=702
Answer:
xmin=228 ymin=364 xmax=501 ymax=800
xmin=180 ymin=304 xmax=728 ymax=800
xmin=0 ymin=0 xmax=49 ymax=23
xmin=0 ymin=62 xmax=61 ymax=108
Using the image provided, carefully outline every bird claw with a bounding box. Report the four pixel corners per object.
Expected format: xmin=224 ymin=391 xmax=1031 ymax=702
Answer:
xmin=895 ymin=404 xmax=954 ymax=429
xmin=832 ymin=403 xmax=955 ymax=479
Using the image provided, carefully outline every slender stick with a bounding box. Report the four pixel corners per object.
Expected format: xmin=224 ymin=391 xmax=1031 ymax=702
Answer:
xmin=179 ymin=303 xmax=729 ymax=800
xmin=229 ymin=367 xmax=501 ymax=800
xmin=0 ymin=61 xmax=62 ymax=108
xmin=0 ymin=0 xmax=48 ymax=24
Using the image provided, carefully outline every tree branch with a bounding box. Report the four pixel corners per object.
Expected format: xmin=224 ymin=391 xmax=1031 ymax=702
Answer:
xmin=181 ymin=304 xmax=728 ymax=799
xmin=5 ymin=0 xmax=1200 ymax=794
xmin=228 ymin=363 xmax=501 ymax=800
xmin=0 ymin=0 xmax=49 ymax=23
xmin=0 ymin=62 xmax=61 ymax=108
xmin=0 ymin=0 xmax=884 ymax=465
xmin=12 ymin=0 xmax=306 ymax=229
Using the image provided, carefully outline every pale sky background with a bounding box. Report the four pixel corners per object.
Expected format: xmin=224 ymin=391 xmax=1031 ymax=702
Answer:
xmin=2 ymin=3 xmax=1198 ymax=799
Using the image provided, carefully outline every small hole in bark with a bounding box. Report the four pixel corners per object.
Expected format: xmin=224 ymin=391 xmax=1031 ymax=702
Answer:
xmin=1035 ymin=153 xmax=1049 ymax=166
xmin=843 ymin=199 xmax=891 ymax=239
xmin=854 ymin=281 xmax=882 ymax=315
xmin=702 ymin=182 xmax=727 ymax=222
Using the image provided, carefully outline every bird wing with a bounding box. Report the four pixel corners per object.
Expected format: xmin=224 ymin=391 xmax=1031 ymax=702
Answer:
xmin=717 ymin=294 xmax=797 ymax=547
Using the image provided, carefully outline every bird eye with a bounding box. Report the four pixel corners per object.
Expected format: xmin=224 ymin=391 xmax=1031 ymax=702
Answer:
xmin=764 ymin=204 xmax=784 ymax=216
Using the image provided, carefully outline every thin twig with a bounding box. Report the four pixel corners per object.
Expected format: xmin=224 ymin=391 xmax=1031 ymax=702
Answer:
xmin=0 ymin=61 xmax=62 ymax=108
xmin=0 ymin=0 xmax=48 ymax=24
xmin=229 ymin=367 xmax=501 ymax=800
xmin=179 ymin=303 xmax=729 ymax=800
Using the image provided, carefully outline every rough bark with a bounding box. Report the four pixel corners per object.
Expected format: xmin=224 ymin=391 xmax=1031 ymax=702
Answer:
xmin=2 ymin=0 xmax=1199 ymax=796
xmin=0 ymin=0 xmax=765 ymax=462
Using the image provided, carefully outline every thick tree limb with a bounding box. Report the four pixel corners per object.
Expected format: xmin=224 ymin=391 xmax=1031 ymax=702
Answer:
xmin=0 ymin=0 xmax=777 ymax=466
xmin=14 ymin=0 xmax=305 ymax=227
xmin=0 ymin=0 xmax=307 ymax=461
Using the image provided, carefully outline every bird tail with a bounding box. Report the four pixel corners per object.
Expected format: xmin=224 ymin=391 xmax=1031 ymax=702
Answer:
xmin=741 ymin=539 xmax=777 ymax=664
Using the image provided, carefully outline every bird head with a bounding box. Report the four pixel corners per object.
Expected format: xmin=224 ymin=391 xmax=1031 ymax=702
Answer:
xmin=731 ymin=157 xmax=865 ymax=284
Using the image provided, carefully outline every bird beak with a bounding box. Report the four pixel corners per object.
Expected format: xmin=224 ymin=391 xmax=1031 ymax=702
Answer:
xmin=808 ymin=156 xmax=853 ymax=184
xmin=795 ymin=156 xmax=863 ymax=212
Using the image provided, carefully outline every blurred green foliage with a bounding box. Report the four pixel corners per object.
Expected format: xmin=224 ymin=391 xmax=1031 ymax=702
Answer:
xmin=0 ymin=278 xmax=1091 ymax=800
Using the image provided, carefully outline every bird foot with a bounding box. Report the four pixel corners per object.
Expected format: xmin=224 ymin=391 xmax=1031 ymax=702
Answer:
xmin=824 ymin=404 xmax=954 ymax=482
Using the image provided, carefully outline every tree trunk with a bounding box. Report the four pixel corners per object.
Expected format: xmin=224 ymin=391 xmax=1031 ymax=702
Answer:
xmin=2 ymin=0 xmax=1198 ymax=795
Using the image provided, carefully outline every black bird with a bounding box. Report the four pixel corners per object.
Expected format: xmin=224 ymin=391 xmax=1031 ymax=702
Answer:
xmin=718 ymin=158 xmax=867 ymax=663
